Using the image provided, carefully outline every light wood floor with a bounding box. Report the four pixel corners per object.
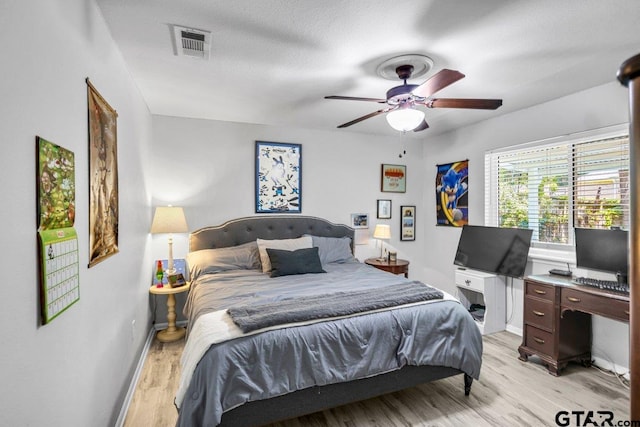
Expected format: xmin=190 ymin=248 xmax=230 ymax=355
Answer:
xmin=124 ymin=331 xmax=630 ymax=427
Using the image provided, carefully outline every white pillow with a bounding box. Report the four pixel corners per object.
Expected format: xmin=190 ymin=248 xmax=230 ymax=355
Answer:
xmin=186 ymin=241 xmax=261 ymax=281
xmin=256 ymin=236 xmax=313 ymax=273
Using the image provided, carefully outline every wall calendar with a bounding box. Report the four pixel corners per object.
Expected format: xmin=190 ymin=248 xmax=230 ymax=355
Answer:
xmin=37 ymin=136 xmax=80 ymax=324
xmin=38 ymin=228 xmax=80 ymax=322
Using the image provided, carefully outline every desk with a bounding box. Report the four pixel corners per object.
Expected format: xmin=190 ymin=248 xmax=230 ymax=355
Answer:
xmin=149 ymin=282 xmax=191 ymax=342
xmin=518 ymin=274 xmax=629 ymax=375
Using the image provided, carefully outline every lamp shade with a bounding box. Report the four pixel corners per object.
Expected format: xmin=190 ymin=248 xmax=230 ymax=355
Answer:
xmin=386 ymin=108 xmax=425 ymax=132
xmin=150 ymin=206 xmax=188 ymax=234
xmin=373 ymin=224 xmax=391 ymax=240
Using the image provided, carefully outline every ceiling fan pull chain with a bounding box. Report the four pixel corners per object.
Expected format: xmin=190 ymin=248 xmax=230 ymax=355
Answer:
xmin=398 ymin=134 xmax=408 ymax=158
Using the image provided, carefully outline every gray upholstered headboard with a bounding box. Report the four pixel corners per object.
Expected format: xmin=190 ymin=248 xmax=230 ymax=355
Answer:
xmin=189 ymin=216 xmax=355 ymax=252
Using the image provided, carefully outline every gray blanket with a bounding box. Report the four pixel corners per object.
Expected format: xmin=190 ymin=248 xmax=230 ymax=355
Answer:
xmin=228 ymin=281 xmax=443 ymax=333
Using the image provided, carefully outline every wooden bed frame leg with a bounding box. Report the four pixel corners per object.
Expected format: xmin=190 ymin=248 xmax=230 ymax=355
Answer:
xmin=464 ymin=374 xmax=473 ymax=396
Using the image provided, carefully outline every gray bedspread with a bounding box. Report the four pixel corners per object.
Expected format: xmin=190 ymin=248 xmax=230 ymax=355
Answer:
xmin=228 ymin=281 xmax=443 ymax=332
xmin=177 ymin=261 xmax=482 ymax=427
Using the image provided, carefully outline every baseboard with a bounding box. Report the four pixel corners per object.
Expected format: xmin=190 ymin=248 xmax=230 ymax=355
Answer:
xmin=591 ymin=355 xmax=630 ymax=380
xmin=505 ymin=324 xmax=523 ymax=336
xmin=114 ymin=327 xmax=155 ymax=427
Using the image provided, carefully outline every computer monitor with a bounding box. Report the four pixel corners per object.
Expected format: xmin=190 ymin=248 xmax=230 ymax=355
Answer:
xmin=574 ymin=228 xmax=628 ymax=280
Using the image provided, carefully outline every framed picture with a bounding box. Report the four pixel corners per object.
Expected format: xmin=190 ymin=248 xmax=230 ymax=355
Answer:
xmin=377 ymin=199 xmax=392 ymax=219
xmin=350 ymin=213 xmax=369 ymax=229
xmin=255 ymin=141 xmax=302 ymax=213
xmin=168 ymin=273 xmax=187 ymax=288
xmin=87 ymin=78 xmax=119 ymax=267
xmin=400 ymin=205 xmax=416 ymax=241
xmin=381 ymin=164 xmax=406 ymax=193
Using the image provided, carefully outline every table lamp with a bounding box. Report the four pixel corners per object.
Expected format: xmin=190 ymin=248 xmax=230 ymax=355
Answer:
xmin=373 ymin=224 xmax=391 ymax=261
xmin=150 ymin=206 xmax=188 ymax=275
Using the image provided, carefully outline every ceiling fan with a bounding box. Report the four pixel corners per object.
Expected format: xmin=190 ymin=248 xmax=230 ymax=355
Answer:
xmin=325 ymin=65 xmax=502 ymax=132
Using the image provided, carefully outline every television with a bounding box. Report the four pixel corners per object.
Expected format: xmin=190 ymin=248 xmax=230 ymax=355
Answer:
xmin=454 ymin=225 xmax=533 ymax=278
xmin=574 ymin=228 xmax=628 ymax=280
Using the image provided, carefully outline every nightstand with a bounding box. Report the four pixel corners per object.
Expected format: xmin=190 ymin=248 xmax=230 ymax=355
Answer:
xmin=149 ymin=282 xmax=191 ymax=342
xmin=455 ymin=268 xmax=505 ymax=335
xmin=365 ymin=258 xmax=409 ymax=278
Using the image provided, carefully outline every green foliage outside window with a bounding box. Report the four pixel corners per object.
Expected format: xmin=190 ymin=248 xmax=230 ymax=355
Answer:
xmin=498 ymin=168 xmax=529 ymax=229
xmin=575 ymin=198 xmax=624 ymax=229
xmin=537 ymin=176 xmax=568 ymax=243
xmin=498 ymin=171 xmax=623 ymax=244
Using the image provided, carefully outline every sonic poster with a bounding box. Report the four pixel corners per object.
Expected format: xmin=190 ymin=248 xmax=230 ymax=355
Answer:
xmin=435 ymin=160 xmax=469 ymax=227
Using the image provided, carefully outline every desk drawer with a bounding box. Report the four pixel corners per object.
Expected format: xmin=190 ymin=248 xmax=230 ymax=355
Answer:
xmin=525 ymin=325 xmax=555 ymax=356
xmin=525 ymin=281 xmax=554 ymax=302
xmin=524 ymin=297 xmax=554 ymax=331
xmin=561 ymin=288 xmax=630 ymax=322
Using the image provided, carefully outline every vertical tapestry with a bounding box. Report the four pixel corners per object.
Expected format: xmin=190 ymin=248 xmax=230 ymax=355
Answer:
xmin=87 ymin=79 xmax=119 ymax=266
xmin=37 ymin=136 xmax=80 ymax=324
xmin=255 ymin=141 xmax=302 ymax=213
xmin=435 ymin=160 xmax=469 ymax=227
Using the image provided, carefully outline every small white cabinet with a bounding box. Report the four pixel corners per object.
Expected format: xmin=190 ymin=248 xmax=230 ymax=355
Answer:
xmin=455 ymin=268 xmax=506 ymax=335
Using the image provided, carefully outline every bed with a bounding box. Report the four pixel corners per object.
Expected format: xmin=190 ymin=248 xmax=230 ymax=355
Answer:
xmin=175 ymin=215 xmax=482 ymax=427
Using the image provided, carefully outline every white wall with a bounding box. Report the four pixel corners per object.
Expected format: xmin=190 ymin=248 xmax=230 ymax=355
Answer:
xmin=423 ymin=81 xmax=630 ymax=371
xmin=150 ymin=115 xmax=427 ymax=280
xmin=0 ymin=1 xmax=153 ymax=426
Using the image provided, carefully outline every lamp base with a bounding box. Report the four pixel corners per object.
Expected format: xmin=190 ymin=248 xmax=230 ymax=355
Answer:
xmin=157 ymin=327 xmax=186 ymax=342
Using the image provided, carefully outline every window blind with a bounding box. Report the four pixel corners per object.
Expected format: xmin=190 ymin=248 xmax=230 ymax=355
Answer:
xmin=485 ymin=129 xmax=629 ymax=247
xmin=572 ymin=136 xmax=630 ymax=230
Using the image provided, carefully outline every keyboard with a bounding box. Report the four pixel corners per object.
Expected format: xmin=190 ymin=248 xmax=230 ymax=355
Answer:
xmin=573 ymin=277 xmax=629 ymax=294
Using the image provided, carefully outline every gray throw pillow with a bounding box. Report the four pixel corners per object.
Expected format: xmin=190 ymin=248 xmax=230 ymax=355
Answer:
xmin=305 ymin=235 xmax=355 ymax=265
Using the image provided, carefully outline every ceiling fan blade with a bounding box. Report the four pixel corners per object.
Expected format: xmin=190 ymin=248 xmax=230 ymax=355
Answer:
xmin=411 ymin=69 xmax=465 ymax=98
xmin=337 ymin=107 xmax=393 ymax=128
xmin=413 ymin=119 xmax=429 ymax=132
xmin=325 ymin=95 xmax=387 ymax=103
xmin=426 ymin=98 xmax=503 ymax=110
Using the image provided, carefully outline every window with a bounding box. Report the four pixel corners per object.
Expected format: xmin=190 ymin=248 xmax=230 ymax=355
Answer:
xmin=485 ymin=125 xmax=629 ymax=249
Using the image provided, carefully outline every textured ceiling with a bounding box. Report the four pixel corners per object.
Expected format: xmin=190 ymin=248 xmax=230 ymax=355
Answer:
xmin=95 ymin=0 xmax=640 ymax=138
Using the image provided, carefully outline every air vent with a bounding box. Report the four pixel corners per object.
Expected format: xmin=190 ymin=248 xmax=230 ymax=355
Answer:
xmin=172 ymin=25 xmax=211 ymax=60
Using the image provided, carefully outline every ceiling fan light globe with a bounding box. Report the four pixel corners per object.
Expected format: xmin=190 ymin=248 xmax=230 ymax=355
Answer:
xmin=386 ymin=108 xmax=424 ymax=131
